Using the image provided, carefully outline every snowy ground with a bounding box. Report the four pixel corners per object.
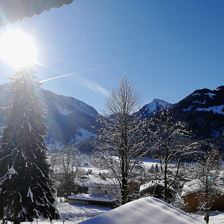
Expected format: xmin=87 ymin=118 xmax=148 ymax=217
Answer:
xmin=16 ymin=199 xmax=110 ymax=224
xmin=4 ymin=198 xmax=224 ymax=224
xmin=56 ymin=200 xmax=110 ymax=223
xmin=191 ymin=211 xmax=224 ymax=224
xmin=142 ymin=158 xmax=160 ymax=170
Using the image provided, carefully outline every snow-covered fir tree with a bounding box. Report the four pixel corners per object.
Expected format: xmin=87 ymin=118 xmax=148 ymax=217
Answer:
xmin=0 ymin=70 xmax=58 ymax=224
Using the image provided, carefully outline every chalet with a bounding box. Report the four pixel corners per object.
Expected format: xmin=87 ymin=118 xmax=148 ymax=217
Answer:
xmin=181 ymin=179 xmax=224 ymax=212
xmin=68 ymin=174 xmax=120 ymax=208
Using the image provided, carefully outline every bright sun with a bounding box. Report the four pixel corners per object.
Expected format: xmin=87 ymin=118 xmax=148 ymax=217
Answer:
xmin=0 ymin=29 xmax=37 ymax=69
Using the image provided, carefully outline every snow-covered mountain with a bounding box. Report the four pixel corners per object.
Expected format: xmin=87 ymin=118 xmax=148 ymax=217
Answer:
xmin=136 ymin=99 xmax=172 ymax=118
xmin=42 ymin=89 xmax=98 ymax=145
xmin=135 ymin=86 xmax=224 ymax=142
xmin=176 ymin=86 xmax=224 ymax=115
xmin=1 ymin=83 xmax=223 ymax=151
xmin=0 ymin=84 xmax=99 ymax=149
xmin=172 ymin=85 xmax=224 ymax=138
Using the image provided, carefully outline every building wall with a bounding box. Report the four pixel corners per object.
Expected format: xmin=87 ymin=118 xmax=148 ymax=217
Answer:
xmin=211 ymin=195 xmax=224 ymax=211
xmin=183 ymin=193 xmax=200 ymax=212
xmin=183 ymin=192 xmax=224 ymax=212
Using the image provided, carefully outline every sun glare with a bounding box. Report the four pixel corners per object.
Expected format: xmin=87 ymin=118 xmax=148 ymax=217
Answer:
xmin=0 ymin=30 xmax=37 ymax=69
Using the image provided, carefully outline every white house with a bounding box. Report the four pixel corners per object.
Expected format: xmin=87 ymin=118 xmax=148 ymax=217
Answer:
xmin=68 ymin=169 xmax=120 ymax=207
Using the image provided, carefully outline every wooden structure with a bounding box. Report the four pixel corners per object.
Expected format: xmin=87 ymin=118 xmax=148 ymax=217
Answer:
xmin=181 ymin=179 xmax=224 ymax=212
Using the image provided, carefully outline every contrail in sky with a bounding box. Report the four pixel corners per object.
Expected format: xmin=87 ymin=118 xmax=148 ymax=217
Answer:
xmin=39 ymin=61 xmax=126 ymax=84
xmin=74 ymin=76 xmax=110 ymax=97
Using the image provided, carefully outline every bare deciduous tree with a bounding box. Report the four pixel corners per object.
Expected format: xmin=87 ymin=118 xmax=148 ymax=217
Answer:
xmin=148 ymin=110 xmax=199 ymax=202
xmin=97 ymin=77 xmax=149 ymax=204
xmin=50 ymin=146 xmax=81 ymax=197
xmin=196 ymin=143 xmax=221 ymax=214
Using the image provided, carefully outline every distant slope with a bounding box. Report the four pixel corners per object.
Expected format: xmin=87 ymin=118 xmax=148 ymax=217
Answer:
xmin=41 ymin=89 xmax=98 ymax=145
xmin=176 ymin=86 xmax=224 ymax=115
xmin=172 ymin=86 xmax=224 ymax=138
xmin=81 ymin=197 xmax=202 ymax=224
xmin=0 ymin=84 xmax=99 ymax=148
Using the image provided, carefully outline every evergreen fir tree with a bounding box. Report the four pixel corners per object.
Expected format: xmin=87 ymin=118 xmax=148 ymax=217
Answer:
xmin=0 ymin=70 xmax=58 ymax=224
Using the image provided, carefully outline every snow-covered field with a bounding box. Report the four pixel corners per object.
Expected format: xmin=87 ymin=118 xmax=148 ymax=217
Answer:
xmin=142 ymin=158 xmax=160 ymax=169
xmin=57 ymin=200 xmax=110 ymax=223
xmin=15 ymin=200 xmax=110 ymax=224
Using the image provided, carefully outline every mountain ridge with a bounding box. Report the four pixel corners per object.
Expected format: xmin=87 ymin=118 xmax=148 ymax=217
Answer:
xmin=0 ymin=83 xmax=223 ymax=152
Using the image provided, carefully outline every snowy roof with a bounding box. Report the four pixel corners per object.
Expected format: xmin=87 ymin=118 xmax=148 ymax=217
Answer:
xmin=81 ymin=197 xmax=202 ymax=224
xmin=78 ymin=174 xmax=118 ymax=187
xmin=68 ymin=193 xmax=117 ymax=203
xmin=140 ymin=180 xmax=174 ymax=193
xmin=182 ymin=179 xmax=224 ymax=197
xmin=181 ymin=179 xmax=204 ymax=197
xmin=140 ymin=180 xmax=162 ymax=192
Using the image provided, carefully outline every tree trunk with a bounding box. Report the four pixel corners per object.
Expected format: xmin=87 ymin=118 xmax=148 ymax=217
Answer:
xmin=164 ymin=148 xmax=168 ymax=202
xmin=121 ymin=177 xmax=128 ymax=204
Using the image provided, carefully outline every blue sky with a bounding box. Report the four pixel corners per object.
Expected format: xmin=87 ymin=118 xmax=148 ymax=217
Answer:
xmin=0 ymin=0 xmax=224 ymax=112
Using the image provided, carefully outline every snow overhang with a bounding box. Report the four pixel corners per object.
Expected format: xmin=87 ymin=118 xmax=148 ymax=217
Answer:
xmin=0 ymin=0 xmax=74 ymax=26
